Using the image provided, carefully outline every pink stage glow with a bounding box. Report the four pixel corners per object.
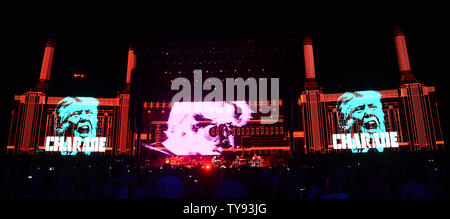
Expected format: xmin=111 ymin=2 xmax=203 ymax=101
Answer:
xmin=163 ymin=101 xmax=252 ymax=155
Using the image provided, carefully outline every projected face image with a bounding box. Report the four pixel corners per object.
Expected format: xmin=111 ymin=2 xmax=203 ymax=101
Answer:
xmin=55 ymin=97 xmax=99 ymax=139
xmin=337 ymin=91 xmax=386 ymax=152
xmin=162 ymin=101 xmax=252 ymax=155
xmin=337 ymin=91 xmax=386 ymax=134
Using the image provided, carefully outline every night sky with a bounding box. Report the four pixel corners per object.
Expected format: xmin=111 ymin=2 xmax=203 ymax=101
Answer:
xmin=1 ymin=2 xmax=449 ymax=148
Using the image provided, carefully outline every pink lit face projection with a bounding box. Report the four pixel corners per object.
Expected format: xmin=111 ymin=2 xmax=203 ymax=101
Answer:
xmin=163 ymin=101 xmax=252 ymax=155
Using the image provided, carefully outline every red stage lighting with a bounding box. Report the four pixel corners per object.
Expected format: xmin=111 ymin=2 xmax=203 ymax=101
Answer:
xmin=73 ymin=73 xmax=86 ymax=78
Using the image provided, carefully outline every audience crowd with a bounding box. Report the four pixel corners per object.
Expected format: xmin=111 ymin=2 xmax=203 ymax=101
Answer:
xmin=1 ymin=152 xmax=449 ymax=199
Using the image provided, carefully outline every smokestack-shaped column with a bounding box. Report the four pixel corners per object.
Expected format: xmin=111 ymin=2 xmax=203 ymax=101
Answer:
xmin=124 ymin=44 xmax=136 ymax=92
xmin=304 ymin=36 xmax=318 ymax=89
xmin=35 ymin=39 xmax=56 ymax=90
xmin=394 ymin=26 xmax=416 ymax=83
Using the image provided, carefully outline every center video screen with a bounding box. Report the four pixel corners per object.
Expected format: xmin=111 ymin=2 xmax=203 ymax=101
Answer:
xmin=158 ymin=101 xmax=252 ymax=155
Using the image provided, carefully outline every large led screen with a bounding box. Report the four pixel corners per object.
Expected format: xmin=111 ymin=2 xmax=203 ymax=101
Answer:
xmin=45 ymin=97 xmax=106 ymax=155
xmin=332 ymin=90 xmax=398 ymax=153
xmin=153 ymin=101 xmax=253 ymax=155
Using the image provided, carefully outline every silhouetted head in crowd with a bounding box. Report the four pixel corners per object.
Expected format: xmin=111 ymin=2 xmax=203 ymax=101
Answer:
xmin=326 ymin=172 xmax=345 ymax=194
xmin=222 ymin=168 xmax=241 ymax=180
xmin=161 ymin=164 xmax=174 ymax=176
xmin=406 ymin=165 xmax=426 ymax=182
